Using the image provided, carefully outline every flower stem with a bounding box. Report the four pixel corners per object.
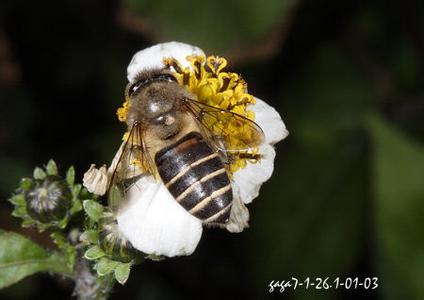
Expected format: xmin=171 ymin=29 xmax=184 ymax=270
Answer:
xmin=73 ymin=255 xmax=115 ymax=300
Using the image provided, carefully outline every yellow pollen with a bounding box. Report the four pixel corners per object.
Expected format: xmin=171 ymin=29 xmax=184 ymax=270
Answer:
xmin=116 ymin=101 xmax=129 ymax=122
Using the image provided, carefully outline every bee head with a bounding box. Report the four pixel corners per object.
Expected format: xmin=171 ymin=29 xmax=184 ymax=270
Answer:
xmin=125 ymin=69 xmax=192 ymax=139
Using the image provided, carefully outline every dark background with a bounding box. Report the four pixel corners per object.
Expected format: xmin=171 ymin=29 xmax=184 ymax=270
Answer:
xmin=1 ymin=0 xmax=424 ymax=299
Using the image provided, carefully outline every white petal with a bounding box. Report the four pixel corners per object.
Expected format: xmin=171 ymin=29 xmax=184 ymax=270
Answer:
xmin=232 ymin=144 xmax=276 ymax=204
xmin=117 ymin=175 xmax=203 ymax=257
xmin=127 ymin=42 xmax=205 ymax=82
xmin=251 ymin=97 xmax=288 ymax=145
xmin=225 ymin=188 xmax=250 ymax=233
xmin=82 ymin=164 xmax=108 ymax=196
xmin=229 ymin=98 xmax=287 ymax=222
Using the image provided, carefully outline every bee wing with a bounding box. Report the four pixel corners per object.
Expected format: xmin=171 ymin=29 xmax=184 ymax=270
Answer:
xmin=108 ymin=122 xmax=156 ymax=210
xmin=181 ymin=97 xmax=265 ymax=156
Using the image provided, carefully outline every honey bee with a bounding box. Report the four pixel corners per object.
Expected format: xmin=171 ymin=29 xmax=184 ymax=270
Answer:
xmin=110 ymin=67 xmax=264 ymax=226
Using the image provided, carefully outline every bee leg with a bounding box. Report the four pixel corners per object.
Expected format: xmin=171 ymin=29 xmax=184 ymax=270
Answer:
xmin=107 ymin=140 xmax=128 ymax=177
xmin=236 ymin=152 xmax=263 ymax=162
xmin=225 ymin=188 xmax=250 ymax=233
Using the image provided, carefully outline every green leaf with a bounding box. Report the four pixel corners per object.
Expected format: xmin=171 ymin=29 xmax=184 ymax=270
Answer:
xmin=50 ymin=232 xmax=66 ymax=248
xmin=12 ymin=206 xmax=27 ymax=218
xmin=108 ymin=185 xmax=124 ymax=212
xmin=114 ymin=262 xmax=131 ymax=284
xmin=85 ymin=245 xmax=106 ymax=260
xmin=66 ymin=166 xmax=75 ymax=186
xmin=36 ymin=222 xmax=50 ymax=232
xmin=96 ymin=258 xmax=117 ymax=276
xmin=79 ymin=187 xmax=94 ymax=199
xmin=370 ymin=115 xmax=424 ymax=299
xmin=80 ymin=230 xmax=99 ymax=245
xmin=45 ymin=159 xmax=58 ymax=176
xmin=21 ymin=219 xmax=35 ymax=228
xmin=19 ymin=178 xmax=33 ymax=191
xmin=83 ymin=200 xmax=104 ymax=222
xmin=33 ymin=167 xmax=46 ymax=180
xmin=9 ymin=194 xmax=25 ymax=206
xmin=70 ymin=199 xmax=82 ymax=214
xmin=0 ymin=230 xmax=72 ymax=288
xmin=51 ymin=232 xmax=76 ymax=269
xmin=72 ymin=184 xmax=82 ymax=197
xmin=57 ymin=216 xmax=69 ymax=229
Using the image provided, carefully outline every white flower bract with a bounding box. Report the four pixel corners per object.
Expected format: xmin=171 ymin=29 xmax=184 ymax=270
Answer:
xmin=114 ymin=41 xmax=288 ymax=257
xmin=83 ymin=164 xmax=109 ymax=196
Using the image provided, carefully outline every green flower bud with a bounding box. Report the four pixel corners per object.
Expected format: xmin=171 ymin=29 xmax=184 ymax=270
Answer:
xmin=25 ymin=175 xmax=72 ymax=223
xmin=99 ymin=215 xmax=138 ymax=263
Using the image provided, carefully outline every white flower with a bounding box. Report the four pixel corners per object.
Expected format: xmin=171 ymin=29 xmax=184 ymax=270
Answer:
xmin=86 ymin=42 xmax=288 ymax=257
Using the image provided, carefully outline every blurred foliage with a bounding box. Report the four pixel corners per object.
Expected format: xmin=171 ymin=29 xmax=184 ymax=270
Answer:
xmin=0 ymin=230 xmax=71 ymax=289
xmin=247 ymin=41 xmax=372 ymax=298
xmin=371 ymin=116 xmax=424 ymax=300
xmin=0 ymin=0 xmax=424 ymax=299
xmin=124 ymin=0 xmax=298 ymax=51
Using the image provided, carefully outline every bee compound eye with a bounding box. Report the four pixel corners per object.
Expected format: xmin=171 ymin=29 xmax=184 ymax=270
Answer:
xmin=159 ymin=74 xmax=176 ymax=82
xmin=129 ymin=81 xmax=142 ymax=96
xmin=129 ymin=78 xmax=151 ymax=96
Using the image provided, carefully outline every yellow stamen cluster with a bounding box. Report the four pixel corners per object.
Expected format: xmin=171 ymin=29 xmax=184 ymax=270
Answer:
xmin=166 ymin=56 xmax=256 ymax=116
xmin=165 ymin=55 xmax=259 ymax=173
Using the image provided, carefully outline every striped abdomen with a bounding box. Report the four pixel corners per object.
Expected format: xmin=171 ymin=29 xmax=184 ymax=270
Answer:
xmin=155 ymin=132 xmax=232 ymax=224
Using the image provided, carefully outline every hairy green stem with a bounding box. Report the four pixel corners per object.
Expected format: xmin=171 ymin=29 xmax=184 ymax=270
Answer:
xmin=73 ymin=255 xmax=115 ymax=300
